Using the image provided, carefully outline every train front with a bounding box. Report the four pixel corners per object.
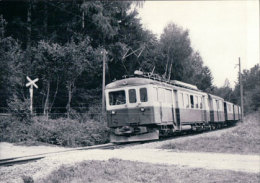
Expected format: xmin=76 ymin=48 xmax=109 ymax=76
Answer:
xmin=105 ymin=78 xmax=159 ymax=143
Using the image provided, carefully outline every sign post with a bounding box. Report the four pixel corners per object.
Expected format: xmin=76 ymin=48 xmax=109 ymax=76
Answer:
xmin=26 ymin=76 xmax=38 ymax=114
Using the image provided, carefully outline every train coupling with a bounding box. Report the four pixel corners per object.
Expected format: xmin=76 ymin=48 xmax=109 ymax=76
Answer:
xmin=114 ymin=126 xmax=148 ymax=136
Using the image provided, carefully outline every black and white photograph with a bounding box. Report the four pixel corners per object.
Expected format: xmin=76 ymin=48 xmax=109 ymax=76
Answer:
xmin=0 ymin=0 xmax=259 ymax=182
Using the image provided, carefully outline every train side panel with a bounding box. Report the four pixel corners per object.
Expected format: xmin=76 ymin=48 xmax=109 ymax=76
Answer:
xmin=233 ymin=105 xmax=239 ymax=120
xmin=208 ymin=94 xmax=225 ymax=123
xmin=224 ymin=101 xmax=235 ymax=122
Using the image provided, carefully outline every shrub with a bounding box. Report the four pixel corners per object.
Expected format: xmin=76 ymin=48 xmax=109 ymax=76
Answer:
xmin=0 ymin=115 xmax=109 ymax=147
xmin=8 ymin=95 xmax=32 ymax=123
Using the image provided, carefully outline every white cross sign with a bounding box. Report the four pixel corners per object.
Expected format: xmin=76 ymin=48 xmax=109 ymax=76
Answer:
xmin=26 ymin=76 xmax=38 ymax=88
xmin=26 ymin=76 xmax=39 ymax=114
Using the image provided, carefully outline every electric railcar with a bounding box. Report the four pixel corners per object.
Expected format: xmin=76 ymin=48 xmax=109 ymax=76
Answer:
xmin=105 ymin=71 xmax=241 ymax=143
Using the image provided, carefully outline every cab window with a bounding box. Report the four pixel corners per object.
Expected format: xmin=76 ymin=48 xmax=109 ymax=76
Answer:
xmin=140 ymin=88 xmax=148 ymax=102
xmin=109 ymin=90 xmax=126 ymax=105
xmin=128 ymin=89 xmax=136 ymax=103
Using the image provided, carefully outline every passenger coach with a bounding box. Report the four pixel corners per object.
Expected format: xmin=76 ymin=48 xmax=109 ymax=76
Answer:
xmin=105 ymin=72 xmax=241 ymax=143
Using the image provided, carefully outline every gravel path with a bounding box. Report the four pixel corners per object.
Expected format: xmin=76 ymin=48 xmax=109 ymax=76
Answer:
xmin=1 ymin=126 xmax=259 ymax=183
xmin=1 ymin=148 xmax=260 ymax=183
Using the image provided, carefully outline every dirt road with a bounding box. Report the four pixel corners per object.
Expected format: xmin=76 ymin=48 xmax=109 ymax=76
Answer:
xmin=0 ymin=142 xmax=259 ymax=183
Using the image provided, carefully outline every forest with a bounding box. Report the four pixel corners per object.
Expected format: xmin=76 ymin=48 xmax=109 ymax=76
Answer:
xmin=0 ymin=1 xmax=259 ymax=146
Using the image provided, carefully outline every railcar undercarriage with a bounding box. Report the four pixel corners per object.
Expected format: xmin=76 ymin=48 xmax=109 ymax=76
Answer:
xmin=110 ymin=121 xmax=237 ymax=143
xmin=110 ymin=126 xmax=159 ymax=143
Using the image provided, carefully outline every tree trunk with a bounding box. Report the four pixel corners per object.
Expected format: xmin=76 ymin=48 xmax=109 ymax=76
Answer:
xmin=44 ymin=80 xmax=50 ymax=119
xmin=82 ymin=0 xmax=85 ymax=29
xmin=49 ymin=77 xmax=59 ymax=113
xmin=163 ymin=47 xmax=170 ymax=79
xmin=43 ymin=0 xmax=48 ymax=37
xmin=27 ymin=0 xmax=31 ymax=51
xmin=0 ymin=15 xmax=4 ymax=38
xmin=168 ymin=59 xmax=173 ymax=81
xmin=66 ymin=82 xmax=72 ymax=119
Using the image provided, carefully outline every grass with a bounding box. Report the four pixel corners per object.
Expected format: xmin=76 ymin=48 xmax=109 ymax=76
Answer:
xmin=161 ymin=112 xmax=260 ymax=154
xmin=35 ymin=159 xmax=259 ymax=183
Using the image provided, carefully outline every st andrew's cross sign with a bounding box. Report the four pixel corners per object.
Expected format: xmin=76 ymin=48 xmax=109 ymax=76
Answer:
xmin=26 ymin=76 xmax=39 ymax=114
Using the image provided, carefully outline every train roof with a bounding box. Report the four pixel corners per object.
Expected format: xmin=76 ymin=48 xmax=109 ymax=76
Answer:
xmin=106 ymin=77 xmax=161 ymax=89
xmin=208 ymin=93 xmax=224 ymax=100
xmin=106 ymin=77 xmax=199 ymax=91
xmin=105 ymin=76 xmax=240 ymax=107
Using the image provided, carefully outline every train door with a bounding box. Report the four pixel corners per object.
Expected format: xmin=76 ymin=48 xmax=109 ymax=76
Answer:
xmin=158 ymin=88 xmax=172 ymax=124
xmin=224 ymin=102 xmax=227 ymax=121
xmin=202 ymin=96 xmax=207 ymax=122
xmin=174 ymin=90 xmax=180 ymax=130
xmin=216 ymin=100 xmax=220 ymax=121
xmin=208 ymin=97 xmax=214 ymax=122
xmin=128 ymin=88 xmax=140 ymax=124
xmin=163 ymin=89 xmax=174 ymax=124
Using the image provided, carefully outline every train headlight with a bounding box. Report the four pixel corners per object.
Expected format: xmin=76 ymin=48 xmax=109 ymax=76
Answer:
xmin=140 ymin=107 xmax=145 ymax=112
xmin=111 ymin=110 xmax=116 ymax=115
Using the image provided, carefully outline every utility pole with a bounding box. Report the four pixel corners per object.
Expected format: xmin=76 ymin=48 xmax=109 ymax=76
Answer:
xmin=102 ymin=49 xmax=106 ymax=117
xmin=239 ymin=57 xmax=244 ymax=122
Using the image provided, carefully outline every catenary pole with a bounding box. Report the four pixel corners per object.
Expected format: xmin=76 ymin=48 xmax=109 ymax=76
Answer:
xmin=102 ymin=49 xmax=106 ymax=116
xmin=239 ymin=57 xmax=244 ymax=122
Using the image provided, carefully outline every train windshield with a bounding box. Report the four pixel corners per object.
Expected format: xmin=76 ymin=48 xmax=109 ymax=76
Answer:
xmin=109 ymin=90 xmax=126 ymax=105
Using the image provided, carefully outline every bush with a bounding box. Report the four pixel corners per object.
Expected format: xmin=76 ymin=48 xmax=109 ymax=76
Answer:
xmin=8 ymin=95 xmax=32 ymax=123
xmin=0 ymin=115 xmax=110 ymax=147
xmin=31 ymin=117 xmax=109 ymax=146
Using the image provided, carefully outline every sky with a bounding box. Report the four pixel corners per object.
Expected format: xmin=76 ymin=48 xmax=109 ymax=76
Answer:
xmin=137 ymin=0 xmax=259 ymax=88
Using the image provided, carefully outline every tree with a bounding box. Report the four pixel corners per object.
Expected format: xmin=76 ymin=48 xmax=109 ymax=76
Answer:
xmin=157 ymin=23 xmax=213 ymax=91
xmin=183 ymin=52 xmax=213 ymax=91
xmin=60 ymin=37 xmax=93 ymax=118
xmin=238 ymin=64 xmax=260 ymax=113
xmin=32 ymin=40 xmax=63 ymax=118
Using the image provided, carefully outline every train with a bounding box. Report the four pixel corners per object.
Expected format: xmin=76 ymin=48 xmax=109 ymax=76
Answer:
xmin=105 ymin=70 xmax=241 ymax=143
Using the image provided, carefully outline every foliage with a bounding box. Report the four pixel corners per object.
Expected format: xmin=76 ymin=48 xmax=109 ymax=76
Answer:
xmin=0 ymin=1 xmax=216 ymax=118
xmin=155 ymin=23 xmax=213 ymax=91
xmin=0 ymin=116 xmax=109 ymax=146
xmin=240 ymin=64 xmax=260 ymax=113
xmin=8 ymin=94 xmax=32 ymax=122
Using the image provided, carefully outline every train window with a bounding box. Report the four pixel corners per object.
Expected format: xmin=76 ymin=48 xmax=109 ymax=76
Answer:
xmin=128 ymin=89 xmax=136 ymax=103
xmin=208 ymin=98 xmax=210 ymax=109
xmin=190 ymin=95 xmax=194 ymax=108
xmin=195 ymin=96 xmax=198 ymax=108
xmin=109 ymin=90 xmax=126 ymax=105
xmin=199 ymin=97 xmax=202 ymax=109
xmin=179 ymin=93 xmax=184 ymax=108
xmin=185 ymin=94 xmax=189 ymax=108
xmin=174 ymin=90 xmax=179 ymax=107
xmin=140 ymin=88 xmax=148 ymax=102
xmin=214 ymin=100 xmax=218 ymax=110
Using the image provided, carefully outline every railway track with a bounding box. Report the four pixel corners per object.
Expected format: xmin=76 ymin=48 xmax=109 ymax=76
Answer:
xmin=0 ymin=142 xmax=141 ymax=167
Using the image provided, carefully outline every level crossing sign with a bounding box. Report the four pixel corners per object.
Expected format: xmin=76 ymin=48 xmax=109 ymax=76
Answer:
xmin=26 ymin=76 xmax=39 ymax=114
xmin=26 ymin=76 xmax=38 ymax=88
